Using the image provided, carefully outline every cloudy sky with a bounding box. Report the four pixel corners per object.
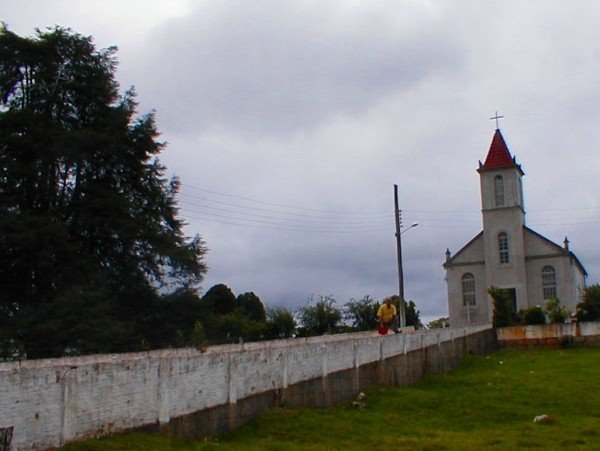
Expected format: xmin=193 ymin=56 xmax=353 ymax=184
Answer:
xmin=4 ymin=1 xmax=599 ymax=324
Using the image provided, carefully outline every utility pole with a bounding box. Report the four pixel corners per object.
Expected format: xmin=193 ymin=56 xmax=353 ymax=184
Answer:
xmin=394 ymin=184 xmax=406 ymax=328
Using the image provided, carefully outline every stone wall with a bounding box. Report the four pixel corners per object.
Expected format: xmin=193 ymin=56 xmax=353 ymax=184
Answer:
xmin=0 ymin=325 xmax=495 ymax=449
xmin=496 ymin=321 xmax=600 ymax=348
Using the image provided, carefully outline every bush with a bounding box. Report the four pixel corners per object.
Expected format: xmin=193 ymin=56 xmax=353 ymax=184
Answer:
xmin=489 ymin=286 xmax=521 ymax=327
xmin=427 ymin=317 xmax=449 ymax=329
xmin=545 ymin=297 xmax=568 ymax=324
xmin=264 ymin=307 xmax=296 ymax=339
xmin=522 ymin=306 xmax=546 ymax=325
xmin=576 ymin=284 xmax=600 ymax=322
xmin=344 ymin=296 xmax=379 ymax=331
xmin=297 ymin=295 xmax=342 ymax=336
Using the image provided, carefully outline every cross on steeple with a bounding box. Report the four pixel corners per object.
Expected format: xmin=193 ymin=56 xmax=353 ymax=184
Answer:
xmin=490 ymin=111 xmax=504 ymax=130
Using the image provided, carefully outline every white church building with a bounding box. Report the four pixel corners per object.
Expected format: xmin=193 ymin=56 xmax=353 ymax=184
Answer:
xmin=444 ymin=128 xmax=587 ymax=326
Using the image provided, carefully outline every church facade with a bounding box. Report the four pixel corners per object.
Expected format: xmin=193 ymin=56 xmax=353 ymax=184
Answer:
xmin=444 ymin=129 xmax=587 ymax=326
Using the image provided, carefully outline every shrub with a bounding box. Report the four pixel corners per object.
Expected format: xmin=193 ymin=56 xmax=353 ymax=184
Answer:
xmin=264 ymin=307 xmax=296 ymax=339
xmin=344 ymin=295 xmax=379 ymax=331
xmin=576 ymin=284 xmax=600 ymax=322
xmin=427 ymin=317 xmax=449 ymax=329
xmin=489 ymin=286 xmax=521 ymax=327
xmin=297 ymin=296 xmax=342 ymax=336
xmin=545 ymin=297 xmax=568 ymax=324
xmin=522 ymin=306 xmax=546 ymax=325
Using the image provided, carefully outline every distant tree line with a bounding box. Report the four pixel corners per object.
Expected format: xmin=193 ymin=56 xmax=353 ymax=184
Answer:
xmin=187 ymin=287 xmax=424 ymax=344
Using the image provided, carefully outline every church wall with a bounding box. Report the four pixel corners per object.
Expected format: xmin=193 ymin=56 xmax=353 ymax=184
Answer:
xmin=450 ymin=234 xmax=484 ymax=264
xmin=571 ymin=264 xmax=586 ymax=304
xmin=525 ymin=255 xmax=578 ymax=311
xmin=446 ymin=263 xmax=488 ymax=327
xmin=482 ymin=211 xmax=529 ymax=310
xmin=523 ymin=230 xmax=561 ymax=256
xmin=1 ymin=326 xmax=495 ymax=449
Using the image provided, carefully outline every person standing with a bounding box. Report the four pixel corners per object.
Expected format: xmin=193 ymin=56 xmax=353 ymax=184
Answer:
xmin=377 ymin=297 xmax=400 ymax=333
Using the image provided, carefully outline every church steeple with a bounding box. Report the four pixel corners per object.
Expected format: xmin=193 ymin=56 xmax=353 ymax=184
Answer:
xmin=477 ymin=128 xmax=525 ymax=214
xmin=478 ymin=129 xmax=523 ymax=174
xmin=478 ymin=127 xmax=529 ymax=315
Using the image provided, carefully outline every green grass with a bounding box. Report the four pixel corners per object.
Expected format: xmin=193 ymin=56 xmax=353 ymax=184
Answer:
xmin=66 ymin=347 xmax=600 ymax=450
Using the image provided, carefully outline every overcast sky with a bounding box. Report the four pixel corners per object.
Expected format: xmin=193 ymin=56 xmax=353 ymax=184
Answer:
xmin=3 ymin=1 xmax=599 ymax=324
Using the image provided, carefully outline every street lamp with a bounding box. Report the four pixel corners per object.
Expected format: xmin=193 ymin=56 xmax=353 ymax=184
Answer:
xmin=401 ymin=222 xmax=419 ymax=235
xmin=394 ymin=184 xmax=419 ymax=328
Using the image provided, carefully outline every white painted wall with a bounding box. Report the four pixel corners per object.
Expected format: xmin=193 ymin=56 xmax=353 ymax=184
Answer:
xmin=0 ymin=326 xmax=490 ymax=450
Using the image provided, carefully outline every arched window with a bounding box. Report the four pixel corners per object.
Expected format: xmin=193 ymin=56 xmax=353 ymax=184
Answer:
xmin=494 ymin=175 xmax=505 ymax=207
xmin=498 ymin=232 xmax=509 ymax=264
xmin=542 ymin=266 xmax=557 ymax=299
xmin=462 ymin=273 xmax=476 ymax=306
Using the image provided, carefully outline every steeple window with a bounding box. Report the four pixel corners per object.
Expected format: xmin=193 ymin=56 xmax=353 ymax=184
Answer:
xmin=542 ymin=266 xmax=557 ymax=299
xmin=494 ymin=175 xmax=505 ymax=207
xmin=461 ymin=273 xmax=476 ymax=306
xmin=498 ymin=232 xmax=509 ymax=264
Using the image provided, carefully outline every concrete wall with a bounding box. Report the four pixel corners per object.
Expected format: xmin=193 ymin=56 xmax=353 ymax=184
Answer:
xmin=1 ymin=325 xmax=495 ymax=450
xmin=497 ymin=321 xmax=600 ymax=348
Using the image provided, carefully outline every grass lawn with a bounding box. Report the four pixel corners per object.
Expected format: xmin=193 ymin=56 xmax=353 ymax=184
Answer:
xmin=66 ymin=346 xmax=600 ymax=450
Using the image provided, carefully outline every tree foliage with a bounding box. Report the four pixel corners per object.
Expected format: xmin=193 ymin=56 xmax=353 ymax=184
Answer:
xmin=489 ymin=286 xmax=520 ymax=328
xmin=237 ymin=292 xmax=266 ymax=322
xmin=0 ymin=26 xmax=207 ymax=358
xmin=576 ymin=284 xmax=600 ymax=322
xmin=344 ymin=295 xmax=379 ymax=331
xmin=201 ymin=284 xmax=237 ymax=316
xmin=521 ymin=306 xmax=546 ymax=325
xmin=264 ymin=307 xmax=296 ymax=339
xmin=405 ymin=300 xmax=423 ymax=330
xmin=297 ymin=295 xmax=342 ymax=337
xmin=426 ymin=317 xmax=449 ymax=329
xmin=545 ymin=297 xmax=568 ymax=324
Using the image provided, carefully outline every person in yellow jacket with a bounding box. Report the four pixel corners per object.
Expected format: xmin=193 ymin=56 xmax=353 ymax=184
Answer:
xmin=377 ymin=297 xmax=400 ymax=333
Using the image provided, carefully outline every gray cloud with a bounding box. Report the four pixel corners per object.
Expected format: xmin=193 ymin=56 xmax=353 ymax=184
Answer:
xmin=4 ymin=0 xmax=600 ymax=325
xmin=140 ymin=1 xmax=466 ymax=135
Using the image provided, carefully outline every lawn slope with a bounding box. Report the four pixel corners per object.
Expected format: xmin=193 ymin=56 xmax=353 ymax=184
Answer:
xmin=67 ymin=347 xmax=600 ymax=450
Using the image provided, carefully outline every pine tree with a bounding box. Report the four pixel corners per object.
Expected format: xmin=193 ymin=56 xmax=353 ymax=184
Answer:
xmin=0 ymin=26 xmax=207 ymax=358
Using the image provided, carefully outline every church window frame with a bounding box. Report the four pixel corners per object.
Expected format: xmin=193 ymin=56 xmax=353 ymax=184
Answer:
xmin=494 ymin=175 xmax=505 ymax=207
xmin=542 ymin=265 xmax=557 ymax=299
xmin=461 ymin=273 xmax=476 ymax=306
xmin=498 ymin=232 xmax=509 ymax=264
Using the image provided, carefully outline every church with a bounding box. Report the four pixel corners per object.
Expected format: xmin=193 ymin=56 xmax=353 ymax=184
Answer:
xmin=443 ymin=128 xmax=587 ymax=326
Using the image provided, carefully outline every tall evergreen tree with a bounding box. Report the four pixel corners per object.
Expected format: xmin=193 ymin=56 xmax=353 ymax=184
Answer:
xmin=237 ymin=292 xmax=266 ymax=322
xmin=201 ymin=284 xmax=237 ymax=316
xmin=0 ymin=26 xmax=207 ymax=358
xmin=405 ymin=300 xmax=423 ymax=330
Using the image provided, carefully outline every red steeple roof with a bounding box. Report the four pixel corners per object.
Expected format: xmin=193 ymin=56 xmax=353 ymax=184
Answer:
xmin=479 ymin=129 xmax=520 ymax=172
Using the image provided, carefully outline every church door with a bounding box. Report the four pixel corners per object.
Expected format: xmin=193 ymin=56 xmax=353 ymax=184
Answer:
xmin=505 ymin=288 xmax=517 ymax=313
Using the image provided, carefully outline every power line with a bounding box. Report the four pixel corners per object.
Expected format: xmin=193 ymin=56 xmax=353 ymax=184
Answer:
xmin=181 ymin=183 xmax=598 ymax=216
xmin=180 ymin=202 xmax=390 ymax=226
xmin=182 ymin=213 xmax=391 ymax=234
xmin=181 ymin=183 xmax=390 ymax=216
xmin=178 ymin=184 xmax=599 ymax=232
xmin=179 ymin=196 xmax=392 ymax=222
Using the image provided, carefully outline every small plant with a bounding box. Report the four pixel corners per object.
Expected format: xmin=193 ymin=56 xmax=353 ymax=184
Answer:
xmin=545 ymin=298 xmax=568 ymax=324
xmin=522 ymin=306 xmax=546 ymax=325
